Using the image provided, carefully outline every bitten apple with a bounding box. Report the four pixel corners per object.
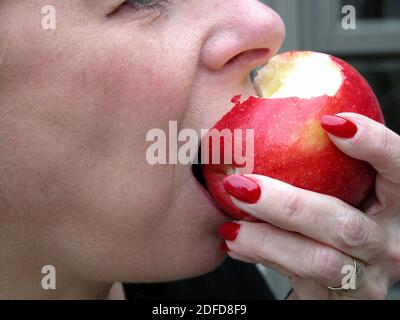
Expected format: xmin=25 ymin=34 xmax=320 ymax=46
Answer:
xmin=202 ymin=51 xmax=385 ymax=221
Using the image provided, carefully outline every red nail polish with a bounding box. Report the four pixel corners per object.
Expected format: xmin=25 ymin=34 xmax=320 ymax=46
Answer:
xmin=220 ymin=241 xmax=229 ymax=253
xmin=321 ymin=115 xmax=358 ymax=139
xmin=218 ymin=222 xmax=241 ymax=241
xmin=223 ymin=175 xmax=261 ymax=204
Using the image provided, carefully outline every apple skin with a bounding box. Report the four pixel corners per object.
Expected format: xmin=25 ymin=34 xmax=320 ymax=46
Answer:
xmin=202 ymin=54 xmax=385 ymax=222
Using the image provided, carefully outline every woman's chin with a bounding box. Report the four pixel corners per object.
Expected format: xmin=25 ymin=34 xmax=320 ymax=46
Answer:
xmin=118 ymin=237 xmax=228 ymax=284
xmin=155 ymin=243 xmax=228 ymax=283
xmin=183 ymin=239 xmax=229 ymax=280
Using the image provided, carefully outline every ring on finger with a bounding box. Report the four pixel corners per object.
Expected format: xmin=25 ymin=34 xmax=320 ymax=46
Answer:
xmin=327 ymin=257 xmax=364 ymax=293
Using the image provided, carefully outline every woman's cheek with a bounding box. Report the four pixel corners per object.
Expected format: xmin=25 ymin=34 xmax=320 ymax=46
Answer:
xmin=99 ymin=51 xmax=182 ymax=120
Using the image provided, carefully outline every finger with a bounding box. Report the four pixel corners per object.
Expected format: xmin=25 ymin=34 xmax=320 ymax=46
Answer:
xmin=371 ymin=174 xmax=400 ymax=215
xmin=224 ymin=247 xmax=258 ymax=264
xmin=289 ymin=277 xmax=331 ymax=300
xmin=223 ymin=240 xmax=295 ymax=276
xmin=225 ymin=174 xmax=387 ymax=261
xmin=228 ymin=250 xmax=296 ymax=277
xmin=226 ymin=221 xmax=389 ymax=299
xmin=290 ymin=275 xmax=389 ymax=300
xmin=321 ymin=113 xmax=400 ymax=185
xmin=225 ymin=221 xmax=354 ymax=288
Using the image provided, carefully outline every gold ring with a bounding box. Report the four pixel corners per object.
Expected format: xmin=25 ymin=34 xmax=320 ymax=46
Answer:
xmin=327 ymin=257 xmax=364 ymax=293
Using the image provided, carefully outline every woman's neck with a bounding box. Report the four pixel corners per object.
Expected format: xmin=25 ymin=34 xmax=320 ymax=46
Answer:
xmin=0 ymin=229 xmax=112 ymax=299
xmin=0 ymin=270 xmax=112 ymax=300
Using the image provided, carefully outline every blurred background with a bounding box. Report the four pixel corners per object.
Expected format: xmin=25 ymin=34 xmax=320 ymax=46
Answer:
xmin=258 ymin=0 xmax=400 ymax=300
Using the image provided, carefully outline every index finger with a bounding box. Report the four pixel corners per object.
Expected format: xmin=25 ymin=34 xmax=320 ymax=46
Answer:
xmin=321 ymin=113 xmax=400 ymax=184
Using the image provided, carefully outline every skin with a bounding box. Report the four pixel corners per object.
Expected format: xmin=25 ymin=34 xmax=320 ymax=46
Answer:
xmin=1 ymin=1 xmax=399 ymax=300
xmin=0 ymin=0 xmax=284 ymax=299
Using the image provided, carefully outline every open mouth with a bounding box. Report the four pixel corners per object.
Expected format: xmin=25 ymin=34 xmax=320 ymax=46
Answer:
xmin=191 ymin=146 xmax=208 ymax=190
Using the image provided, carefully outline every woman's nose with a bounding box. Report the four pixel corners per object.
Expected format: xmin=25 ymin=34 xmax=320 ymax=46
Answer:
xmin=200 ymin=0 xmax=285 ymax=76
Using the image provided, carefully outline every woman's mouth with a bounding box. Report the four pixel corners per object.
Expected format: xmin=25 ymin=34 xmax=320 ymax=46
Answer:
xmin=190 ymin=145 xmax=229 ymax=220
xmin=191 ymin=146 xmax=208 ymax=190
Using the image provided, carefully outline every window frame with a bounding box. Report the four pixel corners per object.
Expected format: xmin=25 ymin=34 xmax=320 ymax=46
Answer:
xmin=263 ymin=0 xmax=400 ymax=54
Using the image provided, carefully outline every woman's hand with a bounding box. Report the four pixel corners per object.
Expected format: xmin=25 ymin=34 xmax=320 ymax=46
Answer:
xmin=218 ymin=113 xmax=400 ymax=299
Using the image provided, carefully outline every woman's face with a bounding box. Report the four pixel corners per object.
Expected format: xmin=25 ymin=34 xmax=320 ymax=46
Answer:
xmin=0 ymin=0 xmax=284 ymax=283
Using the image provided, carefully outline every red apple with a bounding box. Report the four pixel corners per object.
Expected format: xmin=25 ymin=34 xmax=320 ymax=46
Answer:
xmin=202 ymin=51 xmax=385 ymax=221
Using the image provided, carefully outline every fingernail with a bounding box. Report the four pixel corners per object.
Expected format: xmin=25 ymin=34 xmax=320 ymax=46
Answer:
xmin=321 ymin=115 xmax=358 ymax=139
xmin=223 ymin=175 xmax=261 ymax=204
xmin=220 ymin=241 xmax=229 ymax=253
xmin=218 ymin=222 xmax=241 ymax=241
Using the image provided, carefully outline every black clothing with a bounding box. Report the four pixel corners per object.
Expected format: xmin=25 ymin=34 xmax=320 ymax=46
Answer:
xmin=123 ymin=257 xmax=275 ymax=300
